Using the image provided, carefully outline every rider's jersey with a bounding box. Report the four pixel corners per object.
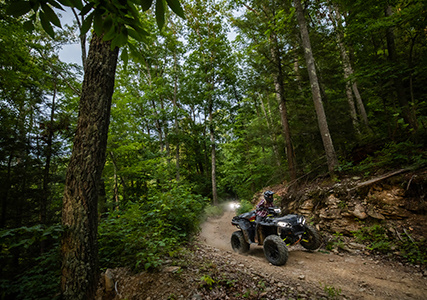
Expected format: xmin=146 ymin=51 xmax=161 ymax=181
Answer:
xmin=255 ymin=199 xmax=274 ymax=217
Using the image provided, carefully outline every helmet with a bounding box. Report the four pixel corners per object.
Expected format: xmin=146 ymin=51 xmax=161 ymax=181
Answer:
xmin=264 ymin=190 xmax=274 ymax=203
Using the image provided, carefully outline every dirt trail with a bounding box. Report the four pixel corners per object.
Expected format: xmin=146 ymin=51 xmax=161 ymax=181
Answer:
xmin=199 ymin=205 xmax=427 ymax=299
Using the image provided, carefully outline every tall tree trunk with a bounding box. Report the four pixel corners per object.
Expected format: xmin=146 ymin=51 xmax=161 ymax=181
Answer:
xmin=173 ymin=50 xmax=180 ymax=181
xmin=61 ymin=34 xmax=119 ymax=300
xmin=209 ymin=100 xmax=218 ymax=205
xmin=294 ymin=0 xmax=339 ymax=174
xmin=331 ymin=4 xmax=369 ymax=130
xmin=384 ymin=3 xmax=418 ymax=131
xmin=40 ymin=77 xmax=57 ymax=254
xmin=259 ymin=93 xmax=281 ymax=167
xmin=269 ymin=35 xmax=297 ymax=181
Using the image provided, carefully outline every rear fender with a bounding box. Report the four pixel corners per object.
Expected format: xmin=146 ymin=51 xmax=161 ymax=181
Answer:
xmin=232 ymin=219 xmax=253 ymax=243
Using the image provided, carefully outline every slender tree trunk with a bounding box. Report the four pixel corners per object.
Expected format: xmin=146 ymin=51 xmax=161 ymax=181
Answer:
xmin=293 ymin=54 xmax=305 ymax=97
xmin=61 ymin=34 xmax=119 ymax=300
xmin=352 ymin=81 xmax=368 ymax=126
xmin=40 ymin=77 xmax=57 ymax=254
xmin=209 ymin=100 xmax=218 ymax=205
xmin=110 ymin=151 xmax=120 ymax=206
xmin=71 ymin=8 xmax=87 ymax=69
xmin=259 ymin=93 xmax=281 ymax=167
xmin=384 ymin=4 xmax=418 ymax=131
xmin=173 ymin=50 xmax=180 ymax=181
xmin=269 ymin=35 xmax=297 ymax=181
xmin=294 ymin=0 xmax=338 ymax=174
xmin=331 ymin=4 xmax=368 ymax=129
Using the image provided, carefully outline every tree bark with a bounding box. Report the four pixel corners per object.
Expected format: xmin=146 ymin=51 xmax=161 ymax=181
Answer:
xmin=269 ymin=35 xmax=297 ymax=181
xmin=294 ymin=0 xmax=338 ymax=174
xmin=331 ymin=4 xmax=368 ymax=130
xmin=384 ymin=4 xmax=418 ymax=131
xmin=209 ymin=100 xmax=218 ymax=205
xmin=61 ymin=33 xmax=119 ymax=300
xmin=172 ymin=49 xmax=180 ymax=181
xmin=259 ymin=93 xmax=281 ymax=167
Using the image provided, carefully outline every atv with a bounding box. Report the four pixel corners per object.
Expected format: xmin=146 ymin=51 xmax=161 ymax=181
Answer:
xmin=231 ymin=207 xmax=321 ymax=266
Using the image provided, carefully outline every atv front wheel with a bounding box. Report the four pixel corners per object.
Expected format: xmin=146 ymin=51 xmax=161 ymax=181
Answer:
xmin=231 ymin=231 xmax=250 ymax=254
xmin=301 ymin=225 xmax=321 ymax=250
xmin=263 ymin=235 xmax=288 ymax=266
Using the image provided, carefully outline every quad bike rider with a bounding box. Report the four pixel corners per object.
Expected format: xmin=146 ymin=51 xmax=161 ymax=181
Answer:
xmin=231 ymin=191 xmax=321 ymax=266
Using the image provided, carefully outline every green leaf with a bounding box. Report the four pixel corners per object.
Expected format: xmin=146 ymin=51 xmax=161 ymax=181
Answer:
xmin=80 ymin=2 xmax=95 ymax=16
xmin=23 ymin=20 xmax=35 ymax=31
xmin=68 ymin=0 xmax=84 ymax=10
xmin=103 ymin=16 xmax=113 ymax=33
xmin=41 ymin=3 xmax=62 ymax=28
xmin=140 ymin=0 xmax=153 ymax=11
xmin=156 ymin=0 xmax=165 ymax=29
xmin=102 ymin=23 xmax=117 ymax=41
xmin=93 ymin=10 xmax=103 ymax=36
xmin=128 ymin=43 xmax=145 ymax=64
xmin=121 ymin=48 xmax=129 ymax=67
xmin=111 ymin=29 xmax=128 ymax=49
xmin=165 ymin=0 xmax=185 ymax=19
xmin=80 ymin=11 xmax=94 ymax=36
xmin=47 ymin=0 xmax=65 ymax=10
xmin=6 ymin=1 xmax=32 ymax=17
xmin=39 ymin=11 xmax=55 ymax=38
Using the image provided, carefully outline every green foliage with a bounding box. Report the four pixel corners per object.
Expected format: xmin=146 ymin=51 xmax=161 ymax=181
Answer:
xmin=353 ymin=224 xmax=427 ymax=265
xmin=320 ymin=282 xmax=342 ymax=299
xmin=6 ymin=0 xmax=185 ymax=43
xmin=0 ymin=225 xmax=63 ymax=300
xmin=340 ymin=140 xmax=427 ymax=175
xmin=98 ymin=182 xmax=209 ymax=271
xmin=200 ymin=274 xmax=215 ymax=289
xmin=326 ymin=232 xmax=346 ymax=251
xmin=353 ymin=224 xmax=391 ymax=253
xmin=399 ymin=236 xmax=427 ymax=265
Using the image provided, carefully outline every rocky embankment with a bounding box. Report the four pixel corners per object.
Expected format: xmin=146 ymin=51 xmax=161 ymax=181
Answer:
xmin=275 ymin=168 xmax=427 ymax=244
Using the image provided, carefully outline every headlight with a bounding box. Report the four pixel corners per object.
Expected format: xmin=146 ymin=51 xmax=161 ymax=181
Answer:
xmin=277 ymin=222 xmax=291 ymax=228
xmin=274 ymin=208 xmax=281 ymax=214
xmin=298 ymin=216 xmax=306 ymax=225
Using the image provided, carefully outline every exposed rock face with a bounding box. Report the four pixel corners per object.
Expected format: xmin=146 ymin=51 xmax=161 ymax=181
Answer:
xmin=274 ymin=169 xmax=427 ymax=239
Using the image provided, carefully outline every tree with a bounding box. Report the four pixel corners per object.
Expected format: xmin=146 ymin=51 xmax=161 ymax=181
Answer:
xmin=184 ymin=0 xmax=236 ymax=204
xmin=328 ymin=2 xmax=369 ymax=132
xmin=293 ymin=0 xmax=338 ymax=174
xmin=6 ymin=0 xmax=185 ymax=298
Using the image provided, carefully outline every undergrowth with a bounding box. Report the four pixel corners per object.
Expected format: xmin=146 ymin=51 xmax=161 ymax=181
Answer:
xmin=353 ymin=224 xmax=427 ymax=266
xmin=338 ymin=140 xmax=426 ymax=175
xmin=98 ymin=182 xmax=209 ymax=271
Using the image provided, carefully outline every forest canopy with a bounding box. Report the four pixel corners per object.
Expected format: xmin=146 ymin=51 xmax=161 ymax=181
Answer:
xmin=1 ymin=0 xmax=426 ymax=299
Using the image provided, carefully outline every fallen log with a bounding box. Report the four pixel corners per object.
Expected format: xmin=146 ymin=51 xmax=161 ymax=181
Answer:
xmin=350 ymin=168 xmax=410 ymax=190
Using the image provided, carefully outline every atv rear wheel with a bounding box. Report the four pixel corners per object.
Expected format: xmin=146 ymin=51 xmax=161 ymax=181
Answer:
xmin=231 ymin=231 xmax=250 ymax=254
xmin=301 ymin=224 xmax=321 ymax=250
xmin=263 ymin=235 xmax=288 ymax=266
